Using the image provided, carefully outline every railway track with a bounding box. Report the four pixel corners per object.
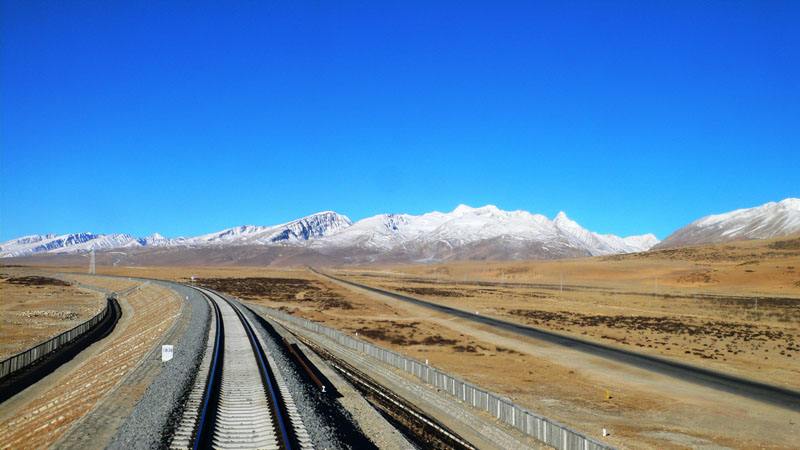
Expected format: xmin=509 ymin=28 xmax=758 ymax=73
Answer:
xmin=171 ymin=287 xmax=312 ymax=450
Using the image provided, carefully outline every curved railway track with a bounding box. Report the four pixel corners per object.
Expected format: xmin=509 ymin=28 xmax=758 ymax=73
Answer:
xmin=171 ymin=287 xmax=311 ymax=450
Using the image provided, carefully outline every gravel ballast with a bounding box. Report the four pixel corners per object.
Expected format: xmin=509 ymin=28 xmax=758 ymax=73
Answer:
xmin=107 ymin=281 xmax=210 ymax=450
xmin=234 ymin=298 xmax=378 ymax=450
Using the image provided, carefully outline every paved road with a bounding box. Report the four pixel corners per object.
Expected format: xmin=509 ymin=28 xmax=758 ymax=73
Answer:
xmin=312 ymin=268 xmax=800 ymax=412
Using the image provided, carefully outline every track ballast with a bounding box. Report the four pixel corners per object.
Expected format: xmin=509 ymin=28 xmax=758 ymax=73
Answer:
xmin=171 ymin=287 xmax=310 ymax=450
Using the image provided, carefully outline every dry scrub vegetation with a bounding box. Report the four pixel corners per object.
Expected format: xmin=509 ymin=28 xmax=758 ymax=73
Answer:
xmin=0 ymin=268 xmax=104 ymax=359
xmin=20 ymin=237 xmax=800 ymax=448
xmin=333 ymin=235 xmax=800 ymax=390
xmin=195 ymin=276 xmax=354 ymax=310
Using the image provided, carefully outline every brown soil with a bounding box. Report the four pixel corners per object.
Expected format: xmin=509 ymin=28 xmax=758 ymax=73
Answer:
xmin=4 ymin=276 xmax=71 ymax=287
xmin=395 ymin=287 xmax=468 ymax=297
xmin=332 ymin=236 xmax=800 ymax=391
xmin=0 ymin=269 xmax=105 ymax=359
xmin=353 ymin=320 xmax=458 ymax=346
xmin=0 ymin=278 xmax=182 ymax=449
xmin=194 ymin=276 xmax=354 ymax=310
xmin=769 ymin=237 xmax=800 ymax=250
xmin=507 ymin=309 xmax=798 ymax=360
xmin=17 ymin=237 xmax=800 ymax=449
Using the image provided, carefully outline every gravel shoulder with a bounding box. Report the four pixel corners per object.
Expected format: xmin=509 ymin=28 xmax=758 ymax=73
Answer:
xmin=0 ymin=278 xmax=182 ymax=450
xmin=245 ymin=302 xmax=414 ymax=450
xmin=251 ymin=303 xmax=542 ymax=450
xmin=233 ymin=297 xmax=380 ymax=450
xmin=102 ymin=281 xmax=210 ymax=449
xmin=56 ymin=281 xmax=209 ymax=450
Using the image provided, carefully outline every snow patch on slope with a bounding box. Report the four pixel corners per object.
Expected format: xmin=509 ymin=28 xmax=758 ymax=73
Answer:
xmin=658 ymin=198 xmax=800 ymax=248
xmin=1 ymin=206 xmax=658 ymax=259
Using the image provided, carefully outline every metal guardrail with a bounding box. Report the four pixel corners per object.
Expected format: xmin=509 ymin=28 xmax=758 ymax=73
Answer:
xmin=263 ymin=307 xmax=615 ymax=450
xmin=0 ymin=297 xmax=114 ymax=379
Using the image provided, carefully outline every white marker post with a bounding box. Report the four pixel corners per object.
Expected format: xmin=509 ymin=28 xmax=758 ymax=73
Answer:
xmin=162 ymin=345 xmax=174 ymax=362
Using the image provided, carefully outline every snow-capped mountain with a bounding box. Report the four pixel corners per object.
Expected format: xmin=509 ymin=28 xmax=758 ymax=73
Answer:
xmin=0 ymin=212 xmax=352 ymax=258
xmin=0 ymin=206 xmax=658 ymax=261
xmin=657 ymin=198 xmax=800 ymax=248
xmin=184 ymin=211 xmax=352 ymax=246
xmin=139 ymin=233 xmax=177 ymax=247
xmin=0 ymin=233 xmax=143 ymax=258
xmin=312 ymin=205 xmax=658 ymax=260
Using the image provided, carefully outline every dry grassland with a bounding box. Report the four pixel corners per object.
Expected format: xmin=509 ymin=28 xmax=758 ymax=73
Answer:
xmin=0 ymin=268 xmax=105 ymax=359
xmin=19 ymin=237 xmax=800 ymax=448
xmin=334 ymin=236 xmax=800 ymax=390
xmin=0 ymin=279 xmax=182 ymax=449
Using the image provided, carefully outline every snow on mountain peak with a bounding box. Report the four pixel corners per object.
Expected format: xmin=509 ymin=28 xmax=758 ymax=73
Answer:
xmin=314 ymin=205 xmax=657 ymax=257
xmin=623 ymin=233 xmax=660 ymax=250
xmin=452 ymin=204 xmax=505 ymax=215
xmin=0 ymin=232 xmax=145 ymax=258
xmin=659 ymin=198 xmax=800 ymax=248
xmin=452 ymin=204 xmax=474 ymax=214
xmin=1 ymin=205 xmax=660 ymax=259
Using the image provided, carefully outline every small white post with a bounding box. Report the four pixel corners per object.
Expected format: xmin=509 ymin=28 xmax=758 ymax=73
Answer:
xmin=161 ymin=345 xmax=174 ymax=362
xmin=89 ymin=249 xmax=96 ymax=275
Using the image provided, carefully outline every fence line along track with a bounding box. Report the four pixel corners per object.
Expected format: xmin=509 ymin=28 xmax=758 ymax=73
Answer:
xmin=291 ymin=328 xmax=478 ymax=450
xmin=262 ymin=305 xmax=614 ymax=450
xmin=0 ymin=296 xmax=118 ymax=380
xmin=171 ymin=287 xmax=310 ymax=450
xmin=0 ymin=296 xmax=121 ymax=404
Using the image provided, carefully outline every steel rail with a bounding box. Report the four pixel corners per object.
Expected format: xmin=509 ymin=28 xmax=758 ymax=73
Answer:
xmin=224 ymin=292 xmax=295 ymax=450
xmin=191 ymin=287 xmax=295 ymax=450
xmin=192 ymin=289 xmax=223 ymax=449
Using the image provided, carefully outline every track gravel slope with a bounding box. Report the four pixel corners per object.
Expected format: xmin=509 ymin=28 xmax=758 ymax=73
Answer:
xmin=0 ymin=280 xmax=182 ymax=449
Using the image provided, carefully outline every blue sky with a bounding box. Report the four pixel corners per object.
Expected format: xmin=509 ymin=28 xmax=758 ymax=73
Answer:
xmin=2 ymin=1 xmax=798 ymax=241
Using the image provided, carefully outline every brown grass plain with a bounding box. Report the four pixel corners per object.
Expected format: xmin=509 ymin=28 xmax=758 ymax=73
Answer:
xmin=0 ymin=268 xmax=105 ymax=359
xmin=333 ymin=235 xmax=800 ymax=390
xmin=10 ymin=235 xmax=800 ymax=448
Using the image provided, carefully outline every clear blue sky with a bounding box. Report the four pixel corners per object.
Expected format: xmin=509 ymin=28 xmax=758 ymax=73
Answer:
xmin=2 ymin=1 xmax=798 ymax=241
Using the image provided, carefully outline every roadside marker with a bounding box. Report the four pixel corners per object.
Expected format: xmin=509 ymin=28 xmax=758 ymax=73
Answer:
xmin=162 ymin=345 xmax=174 ymax=362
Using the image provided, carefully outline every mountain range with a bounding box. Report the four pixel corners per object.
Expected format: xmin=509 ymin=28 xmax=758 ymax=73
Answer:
xmin=2 ymin=198 xmax=797 ymax=264
xmin=1 ymin=206 xmax=657 ymax=262
xmin=656 ymin=198 xmax=800 ymax=248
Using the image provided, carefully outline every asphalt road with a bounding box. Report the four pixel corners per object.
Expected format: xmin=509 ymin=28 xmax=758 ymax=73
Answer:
xmin=312 ymin=268 xmax=800 ymax=412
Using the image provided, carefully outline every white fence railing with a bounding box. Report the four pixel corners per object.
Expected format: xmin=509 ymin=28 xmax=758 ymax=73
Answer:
xmin=262 ymin=307 xmax=614 ymax=450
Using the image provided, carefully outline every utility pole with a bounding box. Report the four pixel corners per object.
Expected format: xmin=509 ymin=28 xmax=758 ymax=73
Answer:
xmin=560 ymin=272 xmax=563 ymax=293
xmin=89 ymin=249 xmax=96 ymax=275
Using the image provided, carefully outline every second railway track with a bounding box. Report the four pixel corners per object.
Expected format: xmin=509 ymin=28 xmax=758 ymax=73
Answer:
xmin=171 ymin=287 xmax=312 ymax=450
